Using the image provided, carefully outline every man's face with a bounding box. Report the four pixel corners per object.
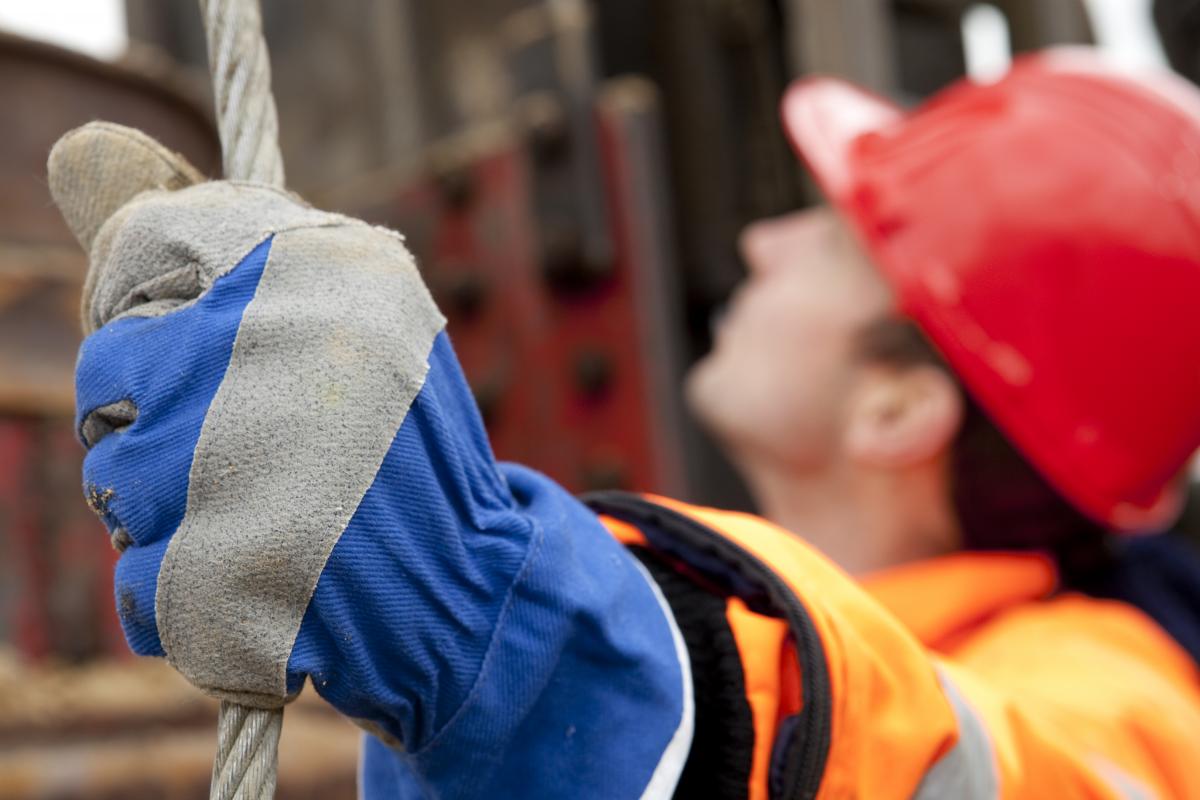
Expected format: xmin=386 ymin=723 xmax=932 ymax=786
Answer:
xmin=686 ymin=207 xmax=896 ymax=469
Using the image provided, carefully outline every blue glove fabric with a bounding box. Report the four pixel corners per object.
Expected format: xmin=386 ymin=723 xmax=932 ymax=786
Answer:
xmin=76 ymin=237 xmax=277 ymax=655
xmin=75 ymin=237 xmax=691 ymax=797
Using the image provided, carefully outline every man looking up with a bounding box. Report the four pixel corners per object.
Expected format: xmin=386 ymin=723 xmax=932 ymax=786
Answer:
xmin=50 ymin=49 xmax=1200 ymax=797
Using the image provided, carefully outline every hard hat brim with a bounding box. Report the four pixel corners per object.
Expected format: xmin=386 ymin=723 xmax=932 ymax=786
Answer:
xmin=780 ymin=78 xmax=903 ymax=204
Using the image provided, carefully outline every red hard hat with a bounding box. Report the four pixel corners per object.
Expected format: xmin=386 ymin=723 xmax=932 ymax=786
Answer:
xmin=782 ymin=49 xmax=1200 ymax=533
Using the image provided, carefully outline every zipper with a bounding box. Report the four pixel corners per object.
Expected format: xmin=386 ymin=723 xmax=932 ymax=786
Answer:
xmin=583 ymin=492 xmax=832 ymax=800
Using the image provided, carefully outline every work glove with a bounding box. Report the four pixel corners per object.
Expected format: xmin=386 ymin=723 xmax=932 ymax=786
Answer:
xmin=49 ymin=123 xmax=691 ymax=798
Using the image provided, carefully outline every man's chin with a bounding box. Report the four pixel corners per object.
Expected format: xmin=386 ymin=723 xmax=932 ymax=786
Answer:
xmin=684 ymin=356 xmax=733 ymax=439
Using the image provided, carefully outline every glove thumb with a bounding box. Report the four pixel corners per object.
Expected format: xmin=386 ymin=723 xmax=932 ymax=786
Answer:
xmin=48 ymin=121 xmax=205 ymax=255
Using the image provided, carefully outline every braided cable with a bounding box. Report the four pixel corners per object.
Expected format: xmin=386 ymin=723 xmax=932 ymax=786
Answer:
xmin=198 ymin=0 xmax=286 ymax=797
xmin=211 ymin=701 xmax=283 ymax=800
xmin=199 ymin=0 xmax=286 ymax=187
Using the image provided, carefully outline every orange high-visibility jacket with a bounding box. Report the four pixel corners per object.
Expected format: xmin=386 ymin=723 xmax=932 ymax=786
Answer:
xmin=586 ymin=493 xmax=1200 ymax=800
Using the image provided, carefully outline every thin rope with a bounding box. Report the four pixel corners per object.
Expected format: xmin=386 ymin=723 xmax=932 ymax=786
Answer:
xmin=198 ymin=0 xmax=286 ymax=797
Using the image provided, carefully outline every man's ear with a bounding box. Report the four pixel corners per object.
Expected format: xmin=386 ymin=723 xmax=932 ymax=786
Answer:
xmin=843 ymin=365 xmax=963 ymax=468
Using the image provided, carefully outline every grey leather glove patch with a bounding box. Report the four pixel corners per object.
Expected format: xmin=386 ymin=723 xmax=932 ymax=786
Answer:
xmin=85 ymin=181 xmax=343 ymax=333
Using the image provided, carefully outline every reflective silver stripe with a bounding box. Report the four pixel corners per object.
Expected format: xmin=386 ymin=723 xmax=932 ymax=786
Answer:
xmin=631 ymin=557 xmax=696 ymax=800
xmin=913 ymin=669 xmax=999 ymax=799
xmin=1092 ymin=758 xmax=1156 ymax=800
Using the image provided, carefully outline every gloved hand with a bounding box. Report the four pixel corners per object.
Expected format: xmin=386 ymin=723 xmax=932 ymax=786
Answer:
xmin=51 ymin=120 xmax=447 ymax=708
xmin=50 ymin=123 xmax=691 ymax=798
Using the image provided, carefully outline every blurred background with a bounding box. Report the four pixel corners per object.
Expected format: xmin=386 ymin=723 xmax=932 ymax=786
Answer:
xmin=0 ymin=0 xmax=1195 ymax=796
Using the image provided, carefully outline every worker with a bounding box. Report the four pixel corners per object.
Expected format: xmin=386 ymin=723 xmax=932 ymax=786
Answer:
xmin=47 ymin=47 xmax=1200 ymax=798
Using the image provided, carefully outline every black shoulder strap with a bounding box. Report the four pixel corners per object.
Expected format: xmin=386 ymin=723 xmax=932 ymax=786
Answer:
xmin=584 ymin=491 xmax=833 ymax=800
xmin=631 ymin=547 xmax=755 ymax=799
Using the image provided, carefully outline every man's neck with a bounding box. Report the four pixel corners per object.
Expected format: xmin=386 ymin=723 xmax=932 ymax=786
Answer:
xmin=732 ymin=450 xmax=960 ymax=576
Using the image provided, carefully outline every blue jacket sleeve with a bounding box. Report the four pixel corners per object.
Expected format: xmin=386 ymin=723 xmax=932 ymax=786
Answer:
xmin=288 ymin=332 xmax=693 ymax=799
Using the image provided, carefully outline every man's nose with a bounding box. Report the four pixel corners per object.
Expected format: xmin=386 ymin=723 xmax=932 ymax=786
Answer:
xmin=739 ymin=210 xmax=813 ymax=276
xmin=739 ymin=219 xmax=781 ymax=277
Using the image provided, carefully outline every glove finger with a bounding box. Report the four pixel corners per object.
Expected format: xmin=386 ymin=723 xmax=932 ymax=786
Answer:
xmin=113 ymin=537 xmax=171 ymax=656
xmin=75 ymin=238 xmax=275 ymax=551
xmin=48 ymin=121 xmax=205 ymax=255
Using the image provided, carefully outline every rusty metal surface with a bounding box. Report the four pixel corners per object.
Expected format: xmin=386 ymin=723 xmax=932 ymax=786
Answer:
xmin=0 ymin=31 xmax=220 ymax=416
xmin=0 ymin=32 xmax=219 ymax=245
xmin=0 ymin=249 xmax=81 ymax=419
xmin=0 ymin=417 xmax=123 ymax=662
xmin=0 ymin=32 xmax=221 ymax=668
xmin=324 ymin=77 xmax=690 ymax=497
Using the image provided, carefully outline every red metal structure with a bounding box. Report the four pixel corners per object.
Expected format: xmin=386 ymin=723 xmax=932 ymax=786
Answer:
xmin=336 ymin=79 xmax=689 ymax=496
xmin=0 ymin=32 xmax=220 ymax=661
